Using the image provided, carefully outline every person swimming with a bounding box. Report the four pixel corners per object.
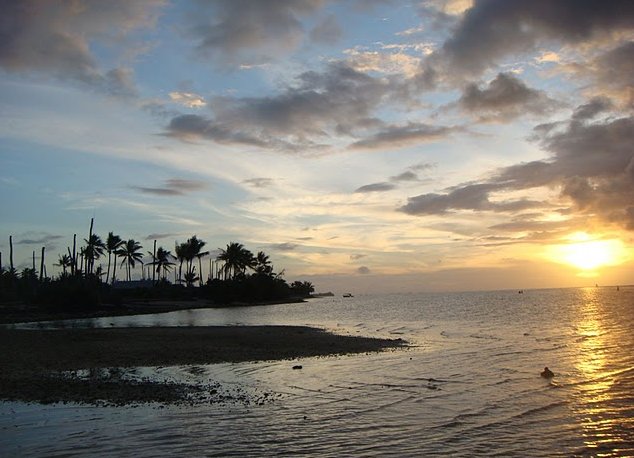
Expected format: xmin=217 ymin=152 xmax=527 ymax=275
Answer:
xmin=541 ymin=367 xmax=554 ymax=378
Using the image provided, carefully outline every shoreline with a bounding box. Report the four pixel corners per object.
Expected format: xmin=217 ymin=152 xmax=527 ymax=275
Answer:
xmin=0 ymin=325 xmax=407 ymax=406
xmin=0 ymin=297 xmax=306 ymax=325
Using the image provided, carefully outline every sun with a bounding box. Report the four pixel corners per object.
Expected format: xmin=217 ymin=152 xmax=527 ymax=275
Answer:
xmin=548 ymin=233 xmax=625 ymax=271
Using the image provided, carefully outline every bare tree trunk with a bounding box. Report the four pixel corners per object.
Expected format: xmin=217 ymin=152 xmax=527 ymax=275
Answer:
xmin=72 ymin=234 xmax=76 ymax=276
xmin=9 ymin=236 xmax=14 ymax=272
xmin=32 ymin=250 xmax=36 ymax=271
xmin=87 ymin=218 xmax=94 ymax=275
xmin=152 ymin=239 xmax=157 ymax=285
xmin=40 ymin=247 xmax=45 ymax=281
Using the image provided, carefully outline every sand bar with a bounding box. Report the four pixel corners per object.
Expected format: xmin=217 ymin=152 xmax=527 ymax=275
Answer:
xmin=0 ymin=326 xmax=406 ymax=405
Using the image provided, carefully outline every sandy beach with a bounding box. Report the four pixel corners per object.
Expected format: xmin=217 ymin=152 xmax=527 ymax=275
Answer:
xmin=0 ymin=326 xmax=406 ymax=406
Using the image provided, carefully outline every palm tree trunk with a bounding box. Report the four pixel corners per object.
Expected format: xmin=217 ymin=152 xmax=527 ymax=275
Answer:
xmin=72 ymin=234 xmax=76 ymax=276
xmin=152 ymin=240 xmax=157 ymax=285
xmin=198 ymin=256 xmax=203 ymax=287
xmin=87 ymin=218 xmax=94 ymax=275
xmin=40 ymin=247 xmax=45 ymax=281
xmin=9 ymin=235 xmax=14 ymax=272
xmin=106 ymin=251 xmax=112 ymax=285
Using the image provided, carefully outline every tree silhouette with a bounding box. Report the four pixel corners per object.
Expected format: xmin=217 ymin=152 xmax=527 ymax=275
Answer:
xmin=105 ymin=232 xmax=124 ymax=284
xmin=217 ymin=242 xmax=255 ymax=280
xmin=118 ymin=239 xmax=143 ymax=281
xmin=254 ymin=251 xmax=273 ymax=276
xmin=55 ymin=254 xmax=73 ymax=275
xmin=149 ymin=247 xmax=175 ymax=281
xmin=83 ymin=234 xmax=105 ymax=276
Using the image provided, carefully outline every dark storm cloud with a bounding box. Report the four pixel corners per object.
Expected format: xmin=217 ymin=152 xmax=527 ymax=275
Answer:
xmin=0 ymin=0 xmax=164 ymax=96
xmin=400 ymin=105 xmax=634 ymax=230
xmin=132 ymin=178 xmax=207 ymax=196
xmin=457 ymin=73 xmax=558 ymax=122
xmin=184 ymin=0 xmax=325 ymax=66
xmin=166 ymin=62 xmax=398 ymax=151
xmin=435 ymin=0 xmax=634 ymax=79
xmin=354 ymin=182 xmax=396 ymax=193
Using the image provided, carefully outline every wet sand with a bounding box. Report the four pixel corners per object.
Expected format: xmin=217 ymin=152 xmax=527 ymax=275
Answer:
xmin=0 ymin=326 xmax=406 ymax=406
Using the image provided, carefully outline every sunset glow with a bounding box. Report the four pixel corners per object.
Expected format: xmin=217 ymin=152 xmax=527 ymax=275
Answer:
xmin=1 ymin=1 xmax=633 ymax=292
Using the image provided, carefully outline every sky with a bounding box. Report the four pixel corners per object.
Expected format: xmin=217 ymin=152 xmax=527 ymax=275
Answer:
xmin=1 ymin=0 xmax=633 ymax=293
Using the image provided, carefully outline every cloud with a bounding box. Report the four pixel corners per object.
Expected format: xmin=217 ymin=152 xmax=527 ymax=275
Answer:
xmin=183 ymin=0 xmax=325 ymax=67
xmin=569 ymin=41 xmax=634 ymax=108
xmin=350 ymin=254 xmax=367 ymax=260
xmin=0 ymin=0 xmax=164 ymax=96
xmin=169 ymin=91 xmax=206 ymax=108
xmin=166 ymin=62 xmax=395 ymax=151
xmin=457 ymin=73 xmax=558 ymax=122
xmin=571 ymin=96 xmax=613 ymax=121
xmin=131 ymin=178 xmax=207 ymax=196
xmin=400 ymin=183 xmax=542 ymax=215
xmin=423 ymin=0 xmax=634 ymax=83
xmin=349 ymin=122 xmax=458 ymax=150
xmin=145 ymin=233 xmax=176 ymax=240
xmin=310 ymin=14 xmax=343 ymax=45
xmin=270 ymin=242 xmax=299 ymax=251
xmin=15 ymin=234 xmax=63 ymax=245
xmin=243 ymin=178 xmax=275 ymax=188
xmin=390 ymin=171 xmax=419 ymax=182
xmin=400 ymin=104 xmax=634 ymax=230
xmin=354 ymin=182 xmax=396 ymax=193
xmin=357 ymin=266 xmax=371 ymax=274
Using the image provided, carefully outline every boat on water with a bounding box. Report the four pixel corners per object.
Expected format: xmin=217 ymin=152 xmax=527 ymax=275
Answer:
xmin=342 ymin=293 xmax=354 ymax=298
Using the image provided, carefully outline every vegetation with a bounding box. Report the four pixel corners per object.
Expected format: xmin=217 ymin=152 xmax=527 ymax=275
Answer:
xmin=0 ymin=219 xmax=315 ymax=314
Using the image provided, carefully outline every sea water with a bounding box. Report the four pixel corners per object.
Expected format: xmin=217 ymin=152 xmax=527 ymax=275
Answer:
xmin=2 ymin=286 xmax=633 ymax=456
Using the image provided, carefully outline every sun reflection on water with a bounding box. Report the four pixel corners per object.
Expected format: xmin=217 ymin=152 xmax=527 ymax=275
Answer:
xmin=572 ymin=287 xmax=632 ymax=456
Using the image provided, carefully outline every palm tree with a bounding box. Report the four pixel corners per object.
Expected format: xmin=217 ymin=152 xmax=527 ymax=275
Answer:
xmin=186 ymin=236 xmax=209 ymax=287
xmin=118 ymin=239 xmax=143 ymax=281
xmin=55 ymin=254 xmax=73 ymax=275
xmin=217 ymin=242 xmax=255 ymax=280
xmin=254 ymin=251 xmax=273 ymax=276
xmin=83 ymin=234 xmax=105 ymax=275
xmin=175 ymin=242 xmax=188 ymax=284
xmin=105 ymin=232 xmax=124 ymax=284
xmin=183 ymin=267 xmax=199 ymax=288
xmin=149 ymin=247 xmax=175 ymax=281
xmin=175 ymin=236 xmax=209 ymax=286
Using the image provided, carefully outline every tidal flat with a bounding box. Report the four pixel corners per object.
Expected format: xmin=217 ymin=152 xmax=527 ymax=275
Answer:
xmin=0 ymin=326 xmax=406 ymax=406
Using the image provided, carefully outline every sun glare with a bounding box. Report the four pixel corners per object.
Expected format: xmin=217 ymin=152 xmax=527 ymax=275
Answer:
xmin=548 ymin=233 xmax=625 ymax=271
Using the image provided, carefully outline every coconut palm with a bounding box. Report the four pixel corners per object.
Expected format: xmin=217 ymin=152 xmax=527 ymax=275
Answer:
xmin=149 ymin=247 xmax=175 ymax=281
xmin=183 ymin=267 xmax=199 ymax=288
xmin=55 ymin=254 xmax=73 ymax=275
xmin=254 ymin=251 xmax=273 ymax=276
xmin=175 ymin=242 xmax=188 ymax=284
xmin=83 ymin=234 xmax=105 ymax=275
xmin=105 ymin=232 xmax=124 ymax=284
xmin=217 ymin=242 xmax=255 ymax=280
xmin=117 ymin=239 xmax=143 ymax=281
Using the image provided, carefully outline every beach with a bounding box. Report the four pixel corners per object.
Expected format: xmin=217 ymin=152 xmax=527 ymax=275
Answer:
xmin=0 ymin=325 xmax=406 ymax=406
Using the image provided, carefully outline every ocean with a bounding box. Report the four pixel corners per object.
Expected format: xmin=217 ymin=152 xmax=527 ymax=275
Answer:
xmin=2 ymin=286 xmax=633 ymax=457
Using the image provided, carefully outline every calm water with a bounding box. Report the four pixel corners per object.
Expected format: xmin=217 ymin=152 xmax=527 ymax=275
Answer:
xmin=2 ymin=287 xmax=634 ymax=456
